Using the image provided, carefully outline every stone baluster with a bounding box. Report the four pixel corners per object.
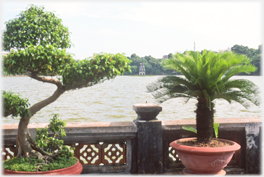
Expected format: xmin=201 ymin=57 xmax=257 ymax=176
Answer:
xmin=132 ymin=103 xmax=163 ymax=174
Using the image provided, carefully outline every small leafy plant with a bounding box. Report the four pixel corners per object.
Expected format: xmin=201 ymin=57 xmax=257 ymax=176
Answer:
xmin=4 ymin=114 xmax=77 ymax=172
xmin=183 ymin=121 xmax=219 ymax=139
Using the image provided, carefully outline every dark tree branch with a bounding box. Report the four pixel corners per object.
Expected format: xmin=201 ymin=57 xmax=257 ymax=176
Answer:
xmin=29 ymin=72 xmax=63 ymax=89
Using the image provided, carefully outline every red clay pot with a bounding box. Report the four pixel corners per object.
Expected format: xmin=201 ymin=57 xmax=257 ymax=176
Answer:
xmin=170 ymin=137 xmax=241 ymax=175
xmin=4 ymin=159 xmax=83 ymax=175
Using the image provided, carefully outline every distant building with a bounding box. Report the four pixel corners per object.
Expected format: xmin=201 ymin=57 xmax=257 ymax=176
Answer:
xmin=162 ymin=55 xmax=168 ymax=59
xmin=218 ymin=47 xmax=231 ymax=53
xmin=139 ymin=63 xmax=145 ymax=75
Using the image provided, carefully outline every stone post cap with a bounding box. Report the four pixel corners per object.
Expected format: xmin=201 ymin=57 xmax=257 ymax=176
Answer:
xmin=133 ymin=103 xmax=162 ymax=120
xmin=133 ymin=103 xmax=162 ymax=112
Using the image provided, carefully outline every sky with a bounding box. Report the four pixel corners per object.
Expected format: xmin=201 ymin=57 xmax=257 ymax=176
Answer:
xmin=1 ymin=0 xmax=263 ymax=59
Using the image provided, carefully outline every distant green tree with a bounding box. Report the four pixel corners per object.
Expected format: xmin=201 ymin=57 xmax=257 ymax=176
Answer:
xmin=168 ymin=53 xmax=173 ymax=59
xmin=125 ymin=54 xmax=176 ymax=75
xmin=130 ymin=65 xmax=138 ymax=74
xmin=143 ymin=55 xmax=158 ymax=75
xmin=126 ymin=53 xmax=141 ymax=75
xmin=231 ymin=44 xmax=261 ymax=75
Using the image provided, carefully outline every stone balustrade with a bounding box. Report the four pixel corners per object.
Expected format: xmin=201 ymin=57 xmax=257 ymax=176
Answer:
xmin=2 ymin=103 xmax=261 ymax=174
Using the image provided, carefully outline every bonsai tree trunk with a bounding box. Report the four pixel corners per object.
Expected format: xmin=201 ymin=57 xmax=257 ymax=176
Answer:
xmin=16 ymin=75 xmax=65 ymax=159
xmin=196 ymin=99 xmax=215 ymax=144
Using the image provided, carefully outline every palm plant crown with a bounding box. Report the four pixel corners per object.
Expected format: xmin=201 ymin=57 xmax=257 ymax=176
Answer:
xmin=147 ymin=50 xmax=260 ymax=143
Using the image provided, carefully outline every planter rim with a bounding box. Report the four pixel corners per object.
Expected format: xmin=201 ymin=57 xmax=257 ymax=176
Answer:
xmin=170 ymin=137 xmax=241 ymax=153
xmin=4 ymin=158 xmax=81 ymax=174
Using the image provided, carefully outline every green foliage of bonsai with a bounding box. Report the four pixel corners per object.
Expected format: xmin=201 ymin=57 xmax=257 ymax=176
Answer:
xmin=147 ymin=50 xmax=260 ymax=143
xmin=2 ymin=4 xmax=131 ymax=169
xmin=3 ymin=91 xmax=30 ymax=117
xmin=3 ymin=156 xmax=77 ymax=172
xmin=4 ymin=114 xmax=77 ymax=172
xmin=3 ymin=4 xmax=71 ymax=50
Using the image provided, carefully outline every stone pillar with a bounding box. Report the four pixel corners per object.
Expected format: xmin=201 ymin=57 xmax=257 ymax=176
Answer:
xmin=132 ymin=103 xmax=163 ymax=174
xmin=245 ymin=122 xmax=261 ymax=174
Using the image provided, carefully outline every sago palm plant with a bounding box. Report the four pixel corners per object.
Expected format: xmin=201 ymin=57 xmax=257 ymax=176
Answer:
xmin=147 ymin=50 xmax=260 ymax=144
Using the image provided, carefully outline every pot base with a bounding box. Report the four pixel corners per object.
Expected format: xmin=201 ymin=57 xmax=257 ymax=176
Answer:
xmin=183 ymin=168 xmax=226 ymax=175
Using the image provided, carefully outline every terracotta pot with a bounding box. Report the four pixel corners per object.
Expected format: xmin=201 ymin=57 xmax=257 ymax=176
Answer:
xmin=170 ymin=137 xmax=241 ymax=175
xmin=4 ymin=159 xmax=83 ymax=175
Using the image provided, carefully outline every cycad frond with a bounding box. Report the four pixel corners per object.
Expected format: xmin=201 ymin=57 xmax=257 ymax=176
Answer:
xmin=221 ymin=79 xmax=259 ymax=94
xmin=146 ymin=76 xmax=195 ymax=103
xmin=215 ymin=90 xmax=260 ymax=109
xmin=148 ymin=50 xmax=259 ymax=109
xmin=222 ymin=64 xmax=257 ymax=83
xmin=163 ymin=59 xmax=192 ymax=81
xmin=148 ymin=50 xmax=260 ymax=144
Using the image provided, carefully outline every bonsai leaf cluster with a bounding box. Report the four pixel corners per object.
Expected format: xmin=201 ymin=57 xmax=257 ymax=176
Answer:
xmin=4 ymin=114 xmax=77 ymax=172
xmin=3 ymin=91 xmax=30 ymax=118
xmin=3 ymin=4 xmax=71 ymax=50
xmin=34 ymin=114 xmax=72 ymax=157
xmin=147 ymin=50 xmax=260 ymax=143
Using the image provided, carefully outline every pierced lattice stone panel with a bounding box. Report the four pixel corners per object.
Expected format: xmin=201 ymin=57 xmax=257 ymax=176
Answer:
xmin=78 ymin=143 xmax=101 ymax=165
xmin=2 ymin=146 xmax=16 ymax=160
xmin=168 ymin=147 xmax=181 ymax=163
xmin=102 ymin=143 xmax=126 ymax=165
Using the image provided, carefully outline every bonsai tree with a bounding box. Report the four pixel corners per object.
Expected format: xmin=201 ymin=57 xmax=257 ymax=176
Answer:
xmin=147 ymin=50 xmax=260 ymax=144
xmin=2 ymin=4 xmax=131 ymax=165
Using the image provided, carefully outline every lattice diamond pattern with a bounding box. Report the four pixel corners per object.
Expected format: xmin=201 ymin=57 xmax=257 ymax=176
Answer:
xmin=2 ymin=142 xmax=127 ymax=166
xmin=78 ymin=143 xmax=101 ymax=165
xmin=2 ymin=146 xmax=16 ymax=160
xmin=102 ymin=143 xmax=126 ymax=164
xmin=168 ymin=147 xmax=181 ymax=163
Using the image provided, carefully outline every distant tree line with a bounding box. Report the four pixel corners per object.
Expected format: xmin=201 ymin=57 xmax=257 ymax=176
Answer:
xmin=124 ymin=54 xmax=175 ymax=75
xmin=231 ymin=44 xmax=261 ymax=76
xmin=124 ymin=44 xmax=262 ymax=76
xmin=3 ymin=44 xmax=261 ymax=76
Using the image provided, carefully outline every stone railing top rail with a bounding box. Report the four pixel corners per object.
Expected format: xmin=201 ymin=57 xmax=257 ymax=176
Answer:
xmin=3 ymin=121 xmax=136 ymax=129
xmin=3 ymin=117 xmax=260 ymax=131
xmin=3 ymin=121 xmax=137 ymax=136
xmin=162 ymin=117 xmax=261 ymax=130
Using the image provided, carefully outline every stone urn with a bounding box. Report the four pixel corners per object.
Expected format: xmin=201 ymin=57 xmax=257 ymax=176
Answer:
xmin=133 ymin=103 xmax=162 ymax=121
xmin=170 ymin=137 xmax=241 ymax=175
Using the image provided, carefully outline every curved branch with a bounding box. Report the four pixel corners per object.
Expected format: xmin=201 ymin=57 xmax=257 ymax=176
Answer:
xmin=29 ymin=72 xmax=63 ymax=88
xmin=29 ymin=86 xmax=65 ymax=118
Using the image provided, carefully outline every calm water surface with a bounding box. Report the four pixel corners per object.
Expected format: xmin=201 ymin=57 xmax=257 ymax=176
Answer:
xmin=3 ymin=76 xmax=262 ymax=124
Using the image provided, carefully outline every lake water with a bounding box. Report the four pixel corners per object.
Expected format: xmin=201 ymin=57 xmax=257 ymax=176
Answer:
xmin=2 ymin=75 xmax=262 ymax=124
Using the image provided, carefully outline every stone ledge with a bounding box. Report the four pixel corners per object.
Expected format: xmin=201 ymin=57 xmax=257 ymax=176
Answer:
xmin=3 ymin=121 xmax=136 ymax=129
xmin=162 ymin=117 xmax=261 ymax=130
xmin=3 ymin=122 xmax=137 ymax=137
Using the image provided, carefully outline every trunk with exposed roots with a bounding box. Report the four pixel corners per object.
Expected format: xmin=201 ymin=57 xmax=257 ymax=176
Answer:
xmin=15 ymin=74 xmax=65 ymax=161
